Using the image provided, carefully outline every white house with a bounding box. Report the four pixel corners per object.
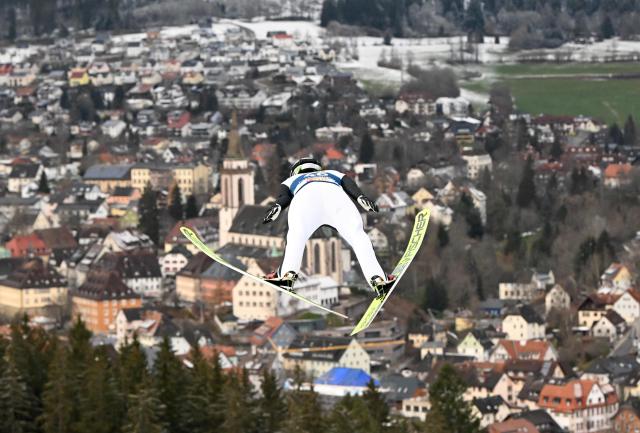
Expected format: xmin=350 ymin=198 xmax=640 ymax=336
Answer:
xmin=502 ymin=306 xmax=545 ymax=340
xmin=101 ymin=119 xmax=127 ymax=138
xmin=613 ymin=289 xmax=640 ymax=324
xmin=462 ymin=153 xmax=493 ymax=180
xmin=545 ymin=284 xmax=571 ymax=315
xmin=159 ymin=245 xmax=192 ymax=277
xmin=592 ymin=310 xmax=626 ymax=342
xmin=499 ymin=283 xmax=536 ymax=301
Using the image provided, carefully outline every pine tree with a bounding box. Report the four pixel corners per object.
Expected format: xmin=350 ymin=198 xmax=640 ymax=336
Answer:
xmin=38 ymin=171 xmax=51 ymax=194
xmin=181 ymin=347 xmax=223 ymax=433
xmin=7 ymin=8 xmax=17 ymax=41
xmin=40 ymin=346 xmax=76 ymax=433
xmin=123 ymin=376 xmax=166 ymax=433
xmin=361 ymin=379 xmax=389 ymax=431
xmin=138 ymin=183 xmax=160 ymax=245
xmin=328 ymin=394 xmax=358 ymax=433
xmin=77 ymin=347 xmax=125 ymax=433
xmin=516 ymin=156 xmax=536 ymax=208
xmin=624 ymin=115 xmax=637 ymax=146
xmin=423 ymin=277 xmax=448 ymax=312
xmin=550 ymin=135 xmax=563 ymax=160
xmin=185 ymin=195 xmax=199 ymax=219
xmin=284 ymin=388 xmax=325 ymax=433
xmin=464 ymin=0 xmax=485 ymax=41
xmin=168 ymin=183 xmax=184 ymax=221
xmin=437 ymin=225 xmax=449 ymax=248
xmin=601 ymin=15 xmax=615 ymax=39
xmin=359 ymin=132 xmax=375 ymax=163
xmin=8 ymin=316 xmax=54 ymax=401
xmin=320 ymin=0 xmax=338 ymax=27
xmin=476 ymin=275 xmax=485 ymax=301
xmin=425 ymin=364 xmax=480 ymax=433
xmin=0 ymin=355 xmax=37 ymax=433
xmin=153 ymin=337 xmax=188 ymax=433
xmin=221 ymin=370 xmax=256 ymax=433
xmin=515 ymin=118 xmax=529 ymax=150
xmin=609 ymin=123 xmax=624 ymax=145
xmin=257 ymin=369 xmax=287 ymax=433
xmin=457 ymin=193 xmax=483 ymax=239
xmin=117 ymin=335 xmax=148 ymax=397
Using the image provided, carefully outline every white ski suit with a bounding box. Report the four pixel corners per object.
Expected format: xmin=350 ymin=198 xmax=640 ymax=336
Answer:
xmin=278 ymin=170 xmax=385 ymax=282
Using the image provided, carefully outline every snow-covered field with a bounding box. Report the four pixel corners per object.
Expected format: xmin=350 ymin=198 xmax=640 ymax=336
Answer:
xmin=223 ymin=19 xmax=325 ymax=40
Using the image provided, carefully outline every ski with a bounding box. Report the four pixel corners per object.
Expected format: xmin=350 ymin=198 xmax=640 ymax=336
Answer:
xmin=180 ymin=227 xmax=349 ymax=319
xmin=351 ymin=208 xmax=430 ymax=335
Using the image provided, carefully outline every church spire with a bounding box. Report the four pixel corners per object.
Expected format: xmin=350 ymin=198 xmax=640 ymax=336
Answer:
xmin=226 ymin=110 xmax=244 ymax=159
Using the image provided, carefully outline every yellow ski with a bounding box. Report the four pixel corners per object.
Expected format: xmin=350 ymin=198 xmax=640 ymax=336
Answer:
xmin=351 ymin=208 xmax=430 ymax=335
xmin=180 ymin=227 xmax=348 ymax=319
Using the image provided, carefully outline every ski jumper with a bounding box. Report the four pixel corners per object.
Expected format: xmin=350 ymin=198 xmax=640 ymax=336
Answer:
xmin=275 ymin=170 xmax=385 ymax=282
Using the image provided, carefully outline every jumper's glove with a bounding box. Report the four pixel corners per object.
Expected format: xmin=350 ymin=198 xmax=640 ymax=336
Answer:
xmin=263 ymin=203 xmax=282 ymax=224
xmin=357 ymin=195 xmax=378 ymax=212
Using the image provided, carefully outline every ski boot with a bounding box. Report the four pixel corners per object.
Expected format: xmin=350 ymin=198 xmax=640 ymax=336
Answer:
xmin=264 ymin=271 xmax=298 ymax=292
xmin=370 ymin=274 xmax=396 ymax=299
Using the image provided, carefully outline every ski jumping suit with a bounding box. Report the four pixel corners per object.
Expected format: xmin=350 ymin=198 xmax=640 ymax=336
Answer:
xmin=275 ymin=170 xmax=385 ymax=282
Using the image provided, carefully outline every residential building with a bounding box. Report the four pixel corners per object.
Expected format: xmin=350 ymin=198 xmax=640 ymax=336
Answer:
xmin=592 ymin=310 xmax=627 ymax=342
xmin=463 ymin=153 xmax=493 ymax=180
xmin=537 ymin=379 xmax=618 ymax=433
xmin=394 ymin=92 xmax=435 ymax=115
xmin=172 ymin=164 xmax=211 ymax=196
xmin=71 ymin=270 xmax=142 ymax=334
xmin=578 ymin=293 xmax=618 ymax=329
xmin=602 ymin=263 xmax=633 ymax=293
xmin=613 ymin=399 xmax=640 ymax=433
xmin=83 ymin=164 xmax=133 ymax=192
xmin=604 ymin=163 xmax=633 ymax=188
xmin=489 ymin=419 xmax=541 ymax=433
xmin=499 ymin=282 xmax=536 ymax=301
xmin=0 ymin=259 xmax=67 ymax=316
xmin=401 ymin=395 xmax=430 ymax=421
xmin=282 ymin=336 xmax=371 ymax=376
xmin=95 ymin=252 xmax=163 ymax=298
xmin=457 ymin=329 xmax=495 ymax=361
xmin=159 ymin=245 xmax=192 ymax=277
xmin=490 ymin=339 xmax=558 ymax=363
xmin=472 ymin=396 xmax=510 ymax=428
xmin=312 ymin=367 xmax=377 ymax=397
xmin=613 ymin=289 xmax=640 ymax=324
xmin=232 ymin=260 xmax=278 ymax=321
xmin=502 ymin=305 xmax=545 ymax=340
xmin=546 ymin=284 xmax=571 ymax=315
xmin=8 ymin=163 xmax=42 ymax=193
xmin=114 ymin=307 xmax=178 ymax=348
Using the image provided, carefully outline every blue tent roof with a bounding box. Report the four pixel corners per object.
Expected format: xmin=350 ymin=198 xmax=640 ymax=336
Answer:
xmin=314 ymin=367 xmax=378 ymax=387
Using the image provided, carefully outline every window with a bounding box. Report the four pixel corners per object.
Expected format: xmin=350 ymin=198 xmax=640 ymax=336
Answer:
xmin=331 ymin=242 xmax=337 ymax=273
xmin=238 ymin=178 xmax=244 ymax=205
xmin=314 ymin=244 xmax=321 ymax=273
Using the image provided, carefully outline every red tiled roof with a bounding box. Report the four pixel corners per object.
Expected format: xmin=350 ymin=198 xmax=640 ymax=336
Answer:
xmin=533 ymin=115 xmax=575 ymax=125
xmin=489 ymin=419 xmax=540 ymax=433
xmin=604 ymin=163 xmax=632 ymax=179
xmin=250 ymin=316 xmax=284 ymax=347
xmin=538 ymin=379 xmax=617 ymax=413
xmin=495 ymin=339 xmax=552 ymax=362
xmin=6 ymin=233 xmax=48 ymax=257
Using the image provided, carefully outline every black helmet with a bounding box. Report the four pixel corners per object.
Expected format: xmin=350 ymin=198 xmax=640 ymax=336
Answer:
xmin=290 ymin=157 xmax=322 ymax=177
